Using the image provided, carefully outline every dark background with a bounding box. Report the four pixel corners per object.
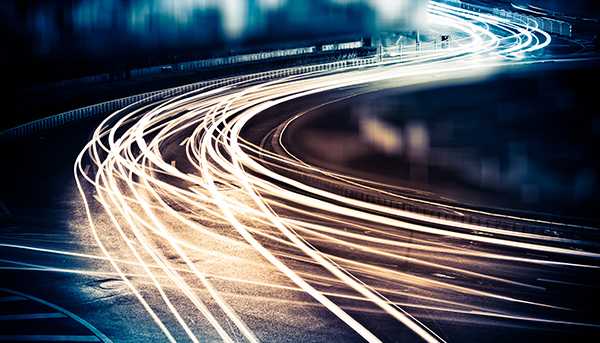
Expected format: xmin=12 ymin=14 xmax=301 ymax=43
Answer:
xmin=1 ymin=0 xmax=599 ymax=131
xmin=2 ymin=1 xmax=599 ymax=86
xmin=0 ymin=0 xmax=427 ymax=85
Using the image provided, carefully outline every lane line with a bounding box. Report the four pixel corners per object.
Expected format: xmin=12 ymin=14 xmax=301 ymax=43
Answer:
xmin=0 ymin=335 xmax=100 ymax=342
xmin=0 ymin=289 xmax=112 ymax=343
xmin=0 ymin=313 xmax=67 ymax=320
xmin=0 ymin=296 xmax=26 ymax=303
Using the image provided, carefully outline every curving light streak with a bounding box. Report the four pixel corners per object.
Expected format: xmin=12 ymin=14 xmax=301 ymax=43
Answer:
xmin=67 ymin=2 xmax=600 ymax=342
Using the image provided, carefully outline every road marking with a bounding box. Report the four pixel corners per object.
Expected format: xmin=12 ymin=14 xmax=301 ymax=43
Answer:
xmin=0 ymin=295 xmax=25 ymax=302
xmin=0 ymin=289 xmax=113 ymax=343
xmin=0 ymin=313 xmax=67 ymax=320
xmin=0 ymin=335 xmax=100 ymax=342
xmin=433 ymin=273 xmax=456 ymax=280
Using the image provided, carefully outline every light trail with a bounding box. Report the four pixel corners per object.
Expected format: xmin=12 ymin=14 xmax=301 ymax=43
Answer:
xmin=65 ymin=2 xmax=600 ymax=342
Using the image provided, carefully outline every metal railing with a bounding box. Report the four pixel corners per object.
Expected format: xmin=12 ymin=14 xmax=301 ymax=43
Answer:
xmin=492 ymin=8 xmax=572 ymax=37
xmin=275 ymin=162 xmax=589 ymax=240
xmin=1 ymin=56 xmax=377 ymax=140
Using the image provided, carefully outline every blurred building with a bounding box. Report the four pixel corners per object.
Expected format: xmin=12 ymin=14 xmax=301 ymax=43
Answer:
xmin=0 ymin=0 xmax=428 ymax=84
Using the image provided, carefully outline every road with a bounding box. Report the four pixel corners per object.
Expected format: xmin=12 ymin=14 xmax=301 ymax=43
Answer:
xmin=2 ymin=2 xmax=600 ymax=342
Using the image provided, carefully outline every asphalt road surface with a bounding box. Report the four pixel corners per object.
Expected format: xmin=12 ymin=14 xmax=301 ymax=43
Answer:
xmin=1 ymin=2 xmax=600 ymax=342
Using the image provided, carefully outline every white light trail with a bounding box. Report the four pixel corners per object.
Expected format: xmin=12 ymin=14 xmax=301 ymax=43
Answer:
xmin=67 ymin=2 xmax=600 ymax=342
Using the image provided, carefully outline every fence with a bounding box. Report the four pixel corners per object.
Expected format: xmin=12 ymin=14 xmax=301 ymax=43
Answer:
xmin=49 ymin=40 xmax=364 ymax=89
xmin=132 ymin=46 xmax=321 ymax=77
xmin=441 ymin=0 xmax=572 ymax=37
xmin=492 ymin=8 xmax=572 ymax=37
xmin=270 ymin=159 xmax=587 ymax=240
xmin=1 ymin=56 xmax=377 ymax=140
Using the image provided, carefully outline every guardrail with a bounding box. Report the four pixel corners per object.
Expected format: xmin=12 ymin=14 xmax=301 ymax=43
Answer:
xmin=441 ymin=0 xmax=572 ymax=37
xmin=492 ymin=8 xmax=572 ymax=37
xmin=1 ymin=56 xmax=378 ymax=141
xmin=134 ymin=46 xmax=319 ymax=77
xmin=48 ymin=40 xmax=365 ymax=89
xmin=274 ymin=160 xmax=589 ymax=241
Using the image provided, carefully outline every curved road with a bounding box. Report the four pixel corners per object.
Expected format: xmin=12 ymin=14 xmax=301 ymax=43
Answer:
xmin=2 ymin=2 xmax=599 ymax=342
